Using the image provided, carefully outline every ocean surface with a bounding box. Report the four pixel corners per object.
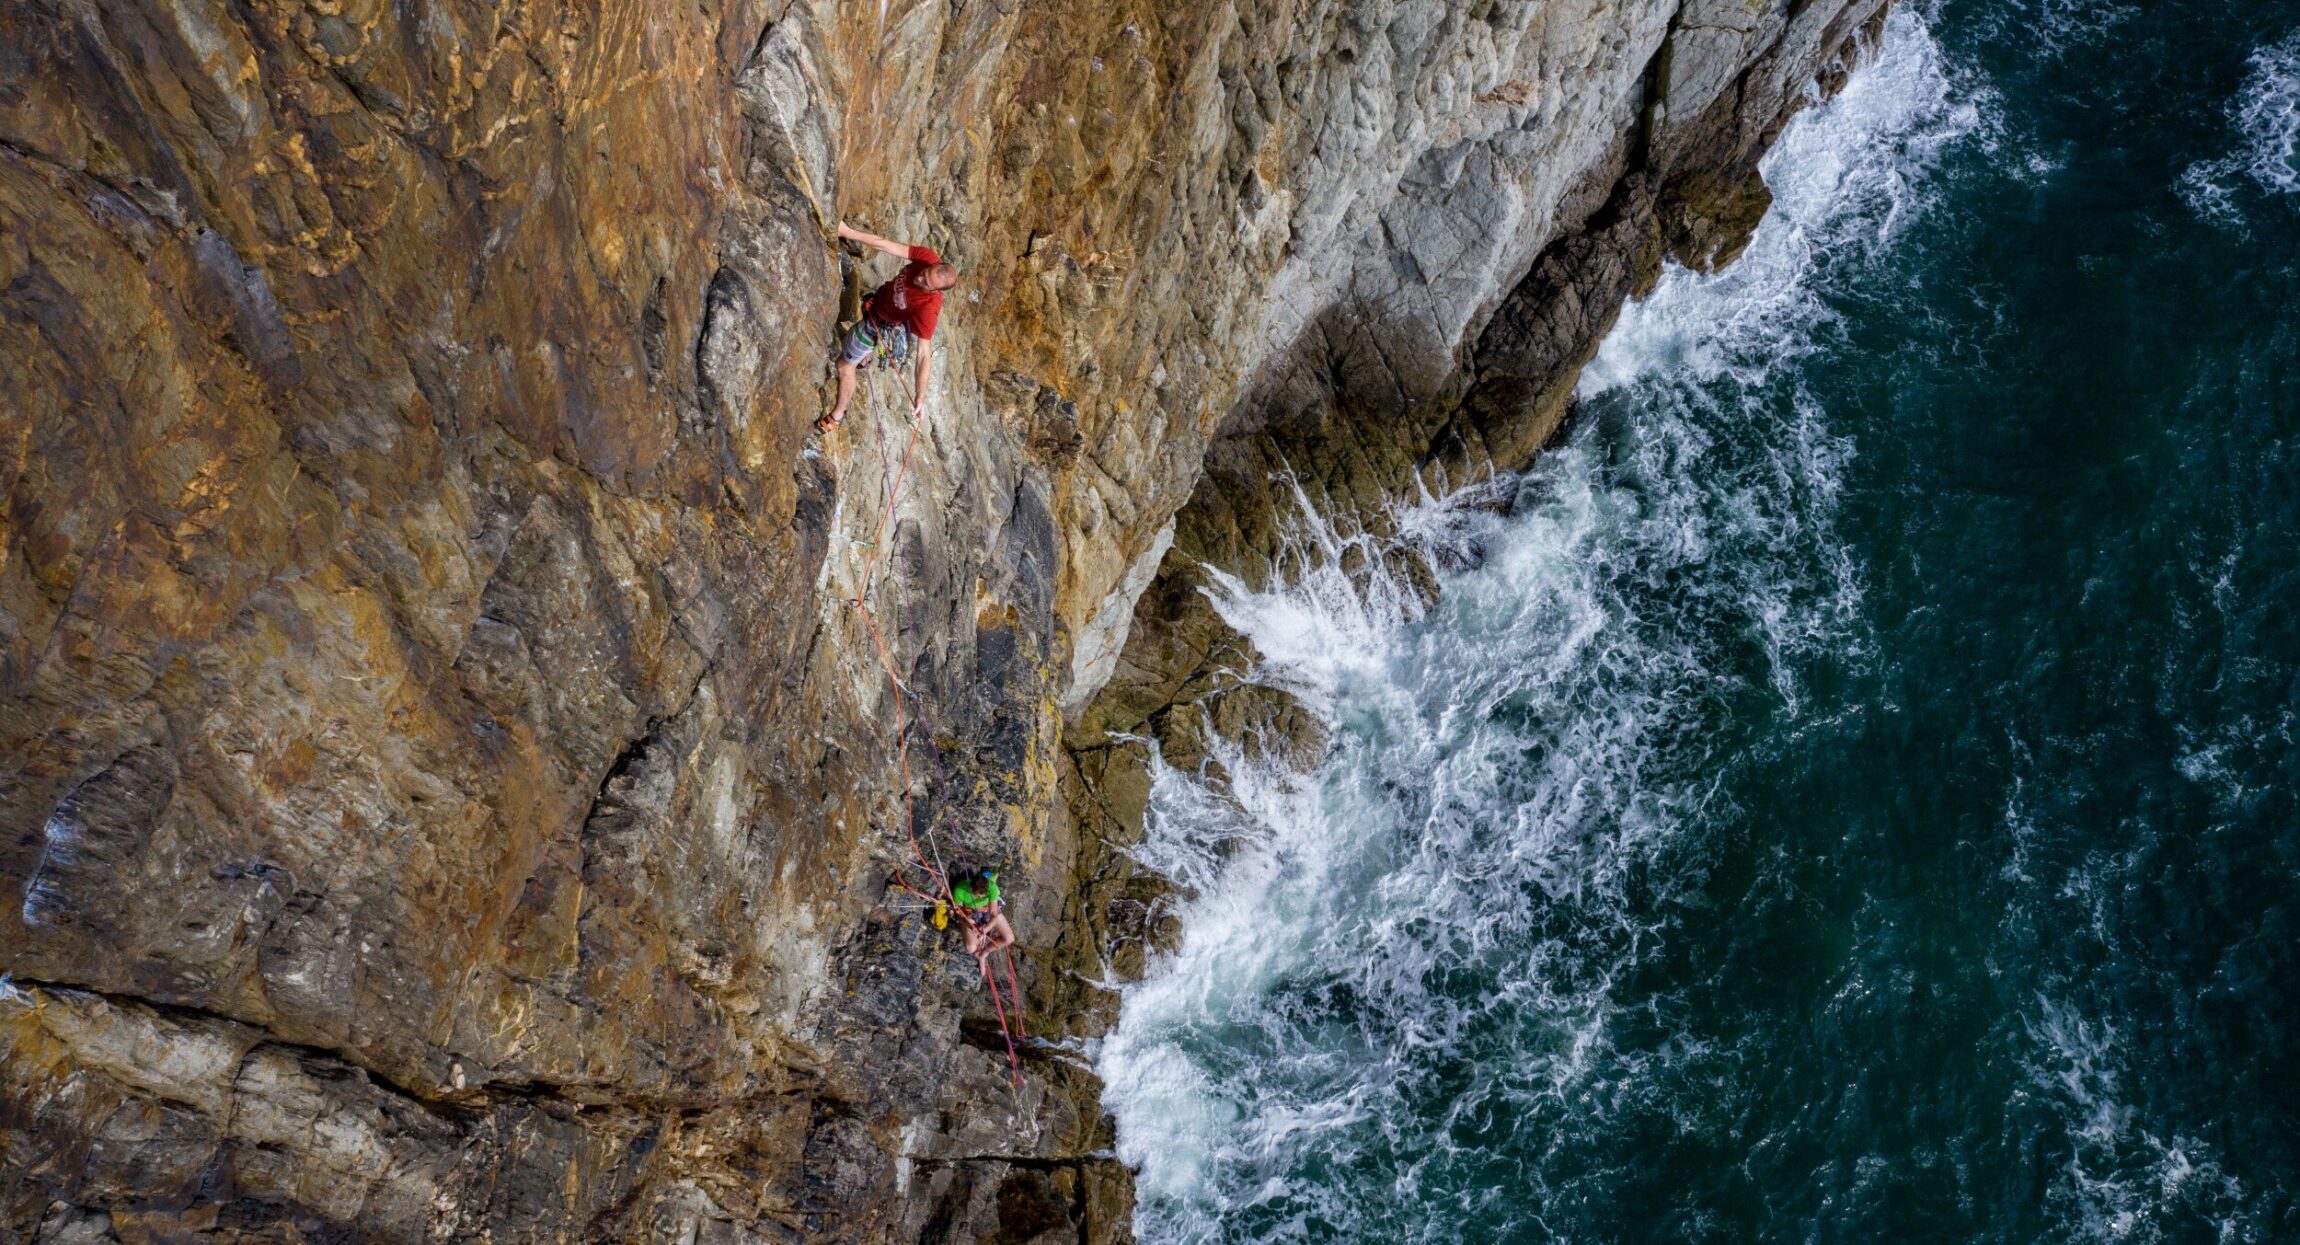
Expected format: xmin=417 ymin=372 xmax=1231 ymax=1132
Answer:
xmin=1099 ymin=4 xmax=2299 ymax=1241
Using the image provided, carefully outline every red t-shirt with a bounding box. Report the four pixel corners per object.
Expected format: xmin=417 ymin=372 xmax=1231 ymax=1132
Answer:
xmin=867 ymin=245 xmax=945 ymax=340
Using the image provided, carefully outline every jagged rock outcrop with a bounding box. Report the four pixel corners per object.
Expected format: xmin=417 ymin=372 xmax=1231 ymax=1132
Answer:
xmin=2 ymin=0 xmax=1883 ymax=1240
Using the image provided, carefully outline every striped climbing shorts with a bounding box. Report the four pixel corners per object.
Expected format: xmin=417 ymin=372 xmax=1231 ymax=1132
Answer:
xmin=839 ymin=317 xmax=907 ymax=366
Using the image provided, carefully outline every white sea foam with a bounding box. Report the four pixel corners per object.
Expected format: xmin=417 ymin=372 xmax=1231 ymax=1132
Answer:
xmin=1964 ymin=0 xmax=2136 ymax=62
xmin=1581 ymin=15 xmax=1978 ymax=400
xmin=2181 ymin=32 xmax=2300 ymax=225
xmin=2024 ymin=998 xmax=2260 ymax=1242
xmin=2004 ymin=736 xmax=2270 ymax=1241
xmin=1102 ymin=13 xmax=1973 ymax=1242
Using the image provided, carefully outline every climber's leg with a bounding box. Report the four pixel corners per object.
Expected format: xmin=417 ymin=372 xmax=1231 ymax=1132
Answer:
xmin=819 ymin=359 xmax=860 ymax=432
xmin=818 ymin=321 xmax=877 ymax=432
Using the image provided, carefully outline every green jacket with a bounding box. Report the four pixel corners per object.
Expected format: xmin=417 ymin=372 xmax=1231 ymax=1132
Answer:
xmin=952 ymin=872 xmax=1001 ymax=910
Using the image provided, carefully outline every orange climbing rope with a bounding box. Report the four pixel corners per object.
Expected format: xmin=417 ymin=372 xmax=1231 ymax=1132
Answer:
xmin=848 ymin=350 xmax=1026 ymax=1090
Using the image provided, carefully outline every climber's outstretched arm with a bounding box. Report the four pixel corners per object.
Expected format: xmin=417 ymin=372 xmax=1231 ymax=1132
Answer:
xmin=836 ymin=221 xmax=915 ymax=261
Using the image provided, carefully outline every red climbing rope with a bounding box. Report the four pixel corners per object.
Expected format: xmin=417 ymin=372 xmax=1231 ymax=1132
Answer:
xmin=848 ymin=352 xmax=1025 ymax=1090
xmin=1002 ymin=946 xmax=1028 ymax=1040
xmin=981 ymin=953 xmax=1024 ymax=1085
xmin=857 ymin=368 xmax=923 ymax=604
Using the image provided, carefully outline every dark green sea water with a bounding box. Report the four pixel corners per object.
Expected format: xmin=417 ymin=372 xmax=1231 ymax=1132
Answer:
xmin=1103 ymin=4 xmax=2299 ymax=1241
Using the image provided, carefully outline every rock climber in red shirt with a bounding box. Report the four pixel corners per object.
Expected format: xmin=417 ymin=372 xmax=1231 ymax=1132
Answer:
xmin=818 ymin=221 xmax=958 ymax=434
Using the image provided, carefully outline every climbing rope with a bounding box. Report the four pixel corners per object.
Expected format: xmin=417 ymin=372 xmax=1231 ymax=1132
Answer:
xmin=848 ymin=341 xmax=1027 ymax=1090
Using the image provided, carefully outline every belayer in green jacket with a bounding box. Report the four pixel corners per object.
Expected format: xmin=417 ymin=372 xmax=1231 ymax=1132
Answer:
xmin=950 ymin=867 xmax=1015 ymax=979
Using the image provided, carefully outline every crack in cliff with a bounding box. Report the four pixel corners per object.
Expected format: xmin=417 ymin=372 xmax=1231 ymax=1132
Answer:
xmin=0 ymin=136 xmax=149 ymax=209
xmin=5 ymin=975 xmax=467 ymax=1114
xmin=913 ymin=1152 xmax=1119 ymax=1170
xmin=910 ymin=1152 xmax=1119 ymax=1245
xmin=1636 ymin=3 xmax=1689 ymax=173
xmin=5 ymin=975 xmax=825 ymax=1123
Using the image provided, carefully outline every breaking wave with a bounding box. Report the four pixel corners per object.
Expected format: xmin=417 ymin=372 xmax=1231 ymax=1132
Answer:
xmin=1099 ymin=13 xmax=1977 ymax=1243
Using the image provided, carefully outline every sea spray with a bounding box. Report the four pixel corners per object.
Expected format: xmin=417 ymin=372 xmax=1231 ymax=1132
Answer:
xmin=1102 ymin=13 xmax=1980 ymax=1242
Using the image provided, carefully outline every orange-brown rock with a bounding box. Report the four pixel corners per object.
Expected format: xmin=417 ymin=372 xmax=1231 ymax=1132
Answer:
xmin=2 ymin=0 xmax=1886 ymax=1239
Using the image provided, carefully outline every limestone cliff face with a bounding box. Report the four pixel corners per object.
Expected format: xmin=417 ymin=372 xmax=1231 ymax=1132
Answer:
xmin=0 ymin=0 xmax=1882 ymax=1240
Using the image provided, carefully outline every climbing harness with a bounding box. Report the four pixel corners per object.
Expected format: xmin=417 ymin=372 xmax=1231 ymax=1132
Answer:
xmin=848 ymin=344 xmax=1028 ymax=1090
xmin=869 ymin=319 xmax=914 ymax=373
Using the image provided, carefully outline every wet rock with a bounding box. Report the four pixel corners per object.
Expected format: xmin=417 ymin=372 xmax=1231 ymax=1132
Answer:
xmin=1055 ymin=6 xmax=1896 ymax=1185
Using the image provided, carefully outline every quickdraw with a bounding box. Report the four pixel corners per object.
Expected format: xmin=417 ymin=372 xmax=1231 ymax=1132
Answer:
xmin=868 ymin=320 xmax=913 ymax=372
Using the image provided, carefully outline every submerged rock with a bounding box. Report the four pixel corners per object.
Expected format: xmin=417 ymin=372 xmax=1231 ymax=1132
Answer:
xmin=1 ymin=0 xmax=1886 ymax=1238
